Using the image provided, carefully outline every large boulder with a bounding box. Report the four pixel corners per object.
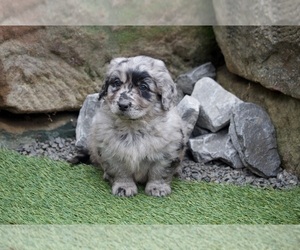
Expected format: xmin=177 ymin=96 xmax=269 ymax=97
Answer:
xmin=0 ymin=26 xmax=218 ymax=113
xmin=229 ymin=102 xmax=281 ymax=177
xmin=217 ymin=66 xmax=300 ymax=177
xmin=0 ymin=27 xmax=101 ymax=113
xmin=213 ymin=26 xmax=300 ymax=100
xmin=212 ymin=0 xmax=299 ymax=25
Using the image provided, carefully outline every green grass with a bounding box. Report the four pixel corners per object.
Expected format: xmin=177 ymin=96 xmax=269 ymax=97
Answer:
xmin=0 ymin=149 xmax=299 ymax=224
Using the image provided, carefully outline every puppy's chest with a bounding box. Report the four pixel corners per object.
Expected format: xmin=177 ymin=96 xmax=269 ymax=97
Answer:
xmin=104 ymin=123 xmax=166 ymax=158
xmin=115 ymin=128 xmax=158 ymax=149
xmin=117 ymin=128 xmax=144 ymax=142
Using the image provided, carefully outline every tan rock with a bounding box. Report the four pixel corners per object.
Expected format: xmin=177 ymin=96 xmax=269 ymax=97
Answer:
xmin=212 ymin=0 xmax=299 ymax=25
xmin=0 ymin=26 xmax=218 ymax=113
xmin=214 ymin=26 xmax=300 ymax=100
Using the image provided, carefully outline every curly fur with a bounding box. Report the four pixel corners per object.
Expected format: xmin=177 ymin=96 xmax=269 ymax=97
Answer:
xmin=88 ymin=56 xmax=185 ymax=197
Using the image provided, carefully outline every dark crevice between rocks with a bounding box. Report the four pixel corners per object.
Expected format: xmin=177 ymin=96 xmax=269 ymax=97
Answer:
xmin=0 ymin=110 xmax=78 ymax=150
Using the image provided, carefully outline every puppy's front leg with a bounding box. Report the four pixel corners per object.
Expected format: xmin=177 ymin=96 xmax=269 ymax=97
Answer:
xmin=145 ymin=180 xmax=171 ymax=197
xmin=103 ymin=163 xmax=137 ymax=197
xmin=145 ymin=159 xmax=180 ymax=197
xmin=112 ymin=177 xmax=137 ymax=197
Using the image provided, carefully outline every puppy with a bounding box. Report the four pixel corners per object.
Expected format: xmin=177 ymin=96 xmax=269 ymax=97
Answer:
xmin=88 ymin=56 xmax=185 ymax=197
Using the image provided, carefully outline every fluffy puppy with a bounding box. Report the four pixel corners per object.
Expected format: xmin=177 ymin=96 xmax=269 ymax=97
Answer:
xmin=88 ymin=56 xmax=185 ymax=197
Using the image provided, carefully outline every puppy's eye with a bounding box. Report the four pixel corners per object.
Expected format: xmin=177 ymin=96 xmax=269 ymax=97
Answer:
xmin=112 ymin=78 xmax=122 ymax=88
xmin=139 ymin=82 xmax=149 ymax=91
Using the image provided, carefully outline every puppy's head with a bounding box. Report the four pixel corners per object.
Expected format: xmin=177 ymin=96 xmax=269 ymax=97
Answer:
xmin=99 ymin=56 xmax=177 ymax=120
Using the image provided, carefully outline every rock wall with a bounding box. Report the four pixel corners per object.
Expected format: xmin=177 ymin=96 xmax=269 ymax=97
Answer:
xmin=0 ymin=26 xmax=218 ymax=114
xmin=217 ymin=66 xmax=300 ymax=177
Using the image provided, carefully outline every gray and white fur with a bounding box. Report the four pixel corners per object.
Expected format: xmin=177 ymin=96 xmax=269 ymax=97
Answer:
xmin=88 ymin=56 xmax=185 ymax=197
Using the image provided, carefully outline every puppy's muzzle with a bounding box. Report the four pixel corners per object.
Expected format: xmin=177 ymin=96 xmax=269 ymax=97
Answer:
xmin=118 ymin=92 xmax=132 ymax=111
xmin=118 ymin=100 xmax=131 ymax=111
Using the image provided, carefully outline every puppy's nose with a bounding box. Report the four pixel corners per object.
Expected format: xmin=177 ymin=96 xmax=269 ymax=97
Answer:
xmin=118 ymin=101 xmax=131 ymax=111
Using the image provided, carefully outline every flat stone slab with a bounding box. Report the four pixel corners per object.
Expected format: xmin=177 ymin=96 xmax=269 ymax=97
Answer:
xmin=176 ymin=62 xmax=216 ymax=95
xmin=191 ymin=77 xmax=242 ymax=132
xmin=75 ymin=93 xmax=100 ymax=153
xmin=176 ymin=95 xmax=200 ymax=143
xmin=229 ymin=102 xmax=281 ymax=177
xmin=188 ymin=129 xmax=244 ymax=169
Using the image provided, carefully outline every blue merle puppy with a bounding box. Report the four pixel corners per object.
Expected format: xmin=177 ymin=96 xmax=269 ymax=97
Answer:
xmin=88 ymin=56 xmax=185 ymax=197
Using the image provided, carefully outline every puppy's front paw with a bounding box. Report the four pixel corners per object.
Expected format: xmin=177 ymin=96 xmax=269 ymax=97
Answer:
xmin=145 ymin=182 xmax=171 ymax=197
xmin=112 ymin=182 xmax=138 ymax=197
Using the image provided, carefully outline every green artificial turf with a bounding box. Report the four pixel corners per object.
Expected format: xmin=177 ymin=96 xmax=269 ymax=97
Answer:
xmin=0 ymin=149 xmax=299 ymax=224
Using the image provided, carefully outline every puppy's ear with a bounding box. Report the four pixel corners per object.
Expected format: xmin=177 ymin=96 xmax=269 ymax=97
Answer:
xmin=98 ymin=79 xmax=109 ymax=100
xmin=154 ymin=60 xmax=177 ymax=111
xmin=159 ymin=74 xmax=177 ymax=111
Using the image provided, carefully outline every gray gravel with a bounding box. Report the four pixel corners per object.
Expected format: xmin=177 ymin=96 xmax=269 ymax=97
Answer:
xmin=16 ymin=137 xmax=299 ymax=189
xmin=16 ymin=137 xmax=77 ymax=162
xmin=178 ymin=159 xmax=299 ymax=189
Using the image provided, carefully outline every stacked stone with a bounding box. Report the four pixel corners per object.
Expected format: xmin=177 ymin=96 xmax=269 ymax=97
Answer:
xmin=176 ymin=64 xmax=281 ymax=178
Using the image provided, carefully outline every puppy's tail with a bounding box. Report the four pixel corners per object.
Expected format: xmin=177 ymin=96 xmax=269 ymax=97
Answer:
xmin=67 ymin=150 xmax=91 ymax=165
